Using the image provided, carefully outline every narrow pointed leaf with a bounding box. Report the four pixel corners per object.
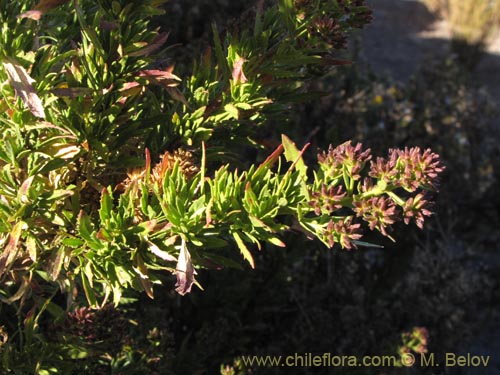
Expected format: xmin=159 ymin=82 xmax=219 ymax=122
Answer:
xmin=81 ymin=272 xmax=97 ymax=307
xmin=134 ymin=253 xmax=154 ymax=299
xmin=147 ymin=239 xmax=177 ymax=261
xmin=232 ymin=231 xmax=255 ymax=268
xmin=268 ymin=236 xmax=286 ymax=247
xmin=128 ymin=32 xmax=169 ymax=56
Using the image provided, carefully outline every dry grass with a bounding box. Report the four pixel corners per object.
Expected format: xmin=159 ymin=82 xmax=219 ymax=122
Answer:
xmin=424 ymin=0 xmax=500 ymax=45
xmin=423 ymin=0 xmax=445 ymax=14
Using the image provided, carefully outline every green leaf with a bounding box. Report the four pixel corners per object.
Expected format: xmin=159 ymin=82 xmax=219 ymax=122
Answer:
xmin=278 ymin=0 xmax=296 ymax=32
xmin=352 ymin=240 xmax=384 ymax=249
xmin=199 ymin=235 xmax=228 ymax=249
xmin=112 ymin=1 xmax=121 ymax=14
xmin=224 ymin=103 xmax=239 ymax=120
xmin=81 ymin=270 xmax=97 ymax=307
xmin=248 ymin=214 xmax=271 ymax=229
xmin=232 ymin=231 xmax=255 ymax=268
xmin=282 ymin=134 xmax=307 ymax=178
xmin=62 ymin=237 xmax=85 ymax=248
xmin=200 ymin=253 xmax=243 ymax=270
xmin=234 ymin=102 xmax=252 ymax=110
xmin=387 ymin=191 xmax=405 ymax=206
xmin=268 ymin=236 xmax=286 ymax=247
xmin=67 ymin=344 xmax=89 ymax=359
xmin=99 ymin=187 xmax=113 ymax=223
xmin=140 ymin=184 xmax=149 ymax=216
xmin=42 ymin=189 xmax=74 ymax=203
xmin=212 ymin=23 xmax=229 ymax=79
xmin=77 ymin=211 xmax=94 ymax=242
xmin=38 ymin=158 xmax=68 ymax=174
xmin=191 ymin=105 xmax=207 ymax=119
xmin=74 ymin=0 xmax=105 ymax=59
xmin=44 ymin=300 xmax=66 ymax=321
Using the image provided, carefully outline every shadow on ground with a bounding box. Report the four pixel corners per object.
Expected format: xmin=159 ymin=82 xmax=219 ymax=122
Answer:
xmin=356 ymin=2 xmax=500 ymax=374
xmin=359 ymin=0 xmax=500 ymax=102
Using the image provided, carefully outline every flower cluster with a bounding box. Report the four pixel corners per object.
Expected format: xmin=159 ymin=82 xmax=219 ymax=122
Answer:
xmin=369 ymin=155 xmax=398 ymax=182
xmin=151 ymin=148 xmax=199 ymax=182
xmin=402 ymin=193 xmax=433 ymax=229
xmin=399 ymin=326 xmax=429 ymax=357
xmin=322 ymin=217 xmax=362 ymax=250
xmin=395 ymin=147 xmax=444 ymax=190
xmin=353 ymin=196 xmax=398 ymax=237
xmin=294 ymin=0 xmax=373 ymax=49
xmin=311 ymin=16 xmax=347 ymax=49
xmin=308 ymin=184 xmax=346 ymax=215
xmin=370 ymin=147 xmax=444 ymax=191
xmin=318 ymin=141 xmax=372 ymax=181
xmin=120 ymin=148 xmax=198 ymax=192
xmin=304 ymin=142 xmax=444 ymax=250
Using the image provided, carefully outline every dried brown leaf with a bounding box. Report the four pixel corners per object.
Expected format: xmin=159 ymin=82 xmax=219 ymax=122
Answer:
xmin=51 ymin=87 xmax=93 ymax=98
xmin=165 ymin=87 xmax=189 ymax=107
xmin=0 ymin=221 xmax=25 ymax=278
xmin=18 ymin=10 xmax=43 ymax=20
xmin=18 ymin=0 xmax=69 ymax=19
xmin=2 ymin=57 xmax=45 ymax=118
xmin=134 ymin=253 xmax=154 ymax=299
xmin=175 ymin=239 xmax=197 ymax=295
xmin=49 ymin=247 xmax=65 ymax=281
xmin=128 ymin=32 xmax=169 ymax=57
xmin=232 ymin=56 xmax=248 ymax=83
xmin=118 ymin=82 xmax=143 ymax=104
xmin=138 ymin=69 xmax=181 ymax=87
xmin=100 ymin=20 xmax=119 ymax=30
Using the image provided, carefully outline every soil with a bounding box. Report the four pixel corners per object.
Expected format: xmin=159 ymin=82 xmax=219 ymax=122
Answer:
xmin=359 ymin=0 xmax=500 ymax=102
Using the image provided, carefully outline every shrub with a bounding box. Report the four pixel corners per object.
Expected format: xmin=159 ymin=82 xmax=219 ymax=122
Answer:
xmin=0 ymin=0 xmax=446 ymax=373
